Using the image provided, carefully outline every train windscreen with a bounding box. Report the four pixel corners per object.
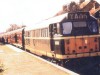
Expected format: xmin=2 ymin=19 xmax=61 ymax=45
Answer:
xmin=62 ymin=22 xmax=72 ymax=35
xmin=62 ymin=20 xmax=98 ymax=36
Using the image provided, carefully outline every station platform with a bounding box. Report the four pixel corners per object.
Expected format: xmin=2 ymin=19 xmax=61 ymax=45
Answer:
xmin=0 ymin=44 xmax=79 ymax=75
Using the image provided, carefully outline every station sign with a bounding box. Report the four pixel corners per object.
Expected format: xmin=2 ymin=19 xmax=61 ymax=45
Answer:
xmin=68 ymin=12 xmax=90 ymax=20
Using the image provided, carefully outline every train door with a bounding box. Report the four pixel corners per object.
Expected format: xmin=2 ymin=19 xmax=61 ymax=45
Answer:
xmin=15 ymin=33 xmax=18 ymax=43
xmin=49 ymin=23 xmax=64 ymax=54
xmin=22 ymin=29 xmax=25 ymax=50
xmin=49 ymin=24 xmax=54 ymax=51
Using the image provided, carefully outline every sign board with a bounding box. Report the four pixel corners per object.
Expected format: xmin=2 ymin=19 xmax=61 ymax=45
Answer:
xmin=68 ymin=12 xmax=90 ymax=20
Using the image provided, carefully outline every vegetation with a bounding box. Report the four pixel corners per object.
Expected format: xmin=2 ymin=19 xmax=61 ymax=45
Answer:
xmin=68 ymin=1 xmax=80 ymax=12
xmin=6 ymin=24 xmax=26 ymax=32
xmin=0 ymin=63 xmax=5 ymax=74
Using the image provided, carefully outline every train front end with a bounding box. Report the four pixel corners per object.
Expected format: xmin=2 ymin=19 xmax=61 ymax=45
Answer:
xmin=50 ymin=12 xmax=99 ymax=60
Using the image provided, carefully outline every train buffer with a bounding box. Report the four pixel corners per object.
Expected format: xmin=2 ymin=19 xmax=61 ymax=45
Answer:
xmin=0 ymin=44 xmax=79 ymax=75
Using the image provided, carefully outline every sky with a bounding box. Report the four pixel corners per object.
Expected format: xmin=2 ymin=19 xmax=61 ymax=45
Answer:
xmin=0 ymin=0 xmax=98 ymax=32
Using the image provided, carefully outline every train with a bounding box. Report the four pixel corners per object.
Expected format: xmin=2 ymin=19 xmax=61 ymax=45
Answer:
xmin=0 ymin=12 xmax=100 ymax=73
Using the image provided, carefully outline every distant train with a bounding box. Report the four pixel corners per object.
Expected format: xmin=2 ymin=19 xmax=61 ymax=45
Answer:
xmin=0 ymin=12 xmax=100 ymax=68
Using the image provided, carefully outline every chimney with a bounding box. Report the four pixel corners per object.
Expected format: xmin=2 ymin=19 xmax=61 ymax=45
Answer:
xmin=62 ymin=5 xmax=67 ymax=11
xmin=90 ymin=0 xmax=95 ymax=2
xmin=79 ymin=0 xmax=85 ymax=4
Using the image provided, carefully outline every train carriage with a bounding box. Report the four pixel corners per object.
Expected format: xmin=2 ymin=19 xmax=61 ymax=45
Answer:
xmin=1 ymin=12 xmax=100 ymax=69
xmin=24 ymin=12 xmax=100 ymax=63
xmin=0 ymin=32 xmax=6 ymax=44
xmin=1 ymin=28 xmax=25 ymax=49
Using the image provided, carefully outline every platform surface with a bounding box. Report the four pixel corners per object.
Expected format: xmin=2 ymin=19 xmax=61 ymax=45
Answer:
xmin=0 ymin=44 xmax=79 ymax=75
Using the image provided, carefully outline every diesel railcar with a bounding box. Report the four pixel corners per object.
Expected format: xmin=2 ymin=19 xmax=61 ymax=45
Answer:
xmin=1 ymin=12 xmax=100 ymax=67
xmin=24 ymin=12 xmax=100 ymax=66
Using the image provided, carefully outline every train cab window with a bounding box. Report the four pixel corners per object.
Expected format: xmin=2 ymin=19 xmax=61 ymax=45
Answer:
xmin=88 ymin=21 xmax=98 ymax=33
xmin=62 ymin=22 xmax=72 ymax=35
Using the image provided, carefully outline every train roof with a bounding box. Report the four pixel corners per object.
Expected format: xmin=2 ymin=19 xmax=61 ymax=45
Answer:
xmin=2 ymin=28 xmax=25 ymax=36
xmin=25 ymin=13 xmax=68 ymax=31
xmin=25 ymin=12 xmax=97 ymax=31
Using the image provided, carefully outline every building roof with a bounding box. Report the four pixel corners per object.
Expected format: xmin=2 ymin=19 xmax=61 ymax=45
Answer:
xmin=80 ymin=0 xmax=100 ymax=14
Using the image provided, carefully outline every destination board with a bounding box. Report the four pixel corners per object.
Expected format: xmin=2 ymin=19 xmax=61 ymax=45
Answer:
xmin=68 ymin=12 xmax=90 ymax=20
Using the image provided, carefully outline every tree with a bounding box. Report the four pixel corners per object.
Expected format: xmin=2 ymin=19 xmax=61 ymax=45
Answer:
xmin=6 ymin=24 xmax=26 ymax=32
xmin=68 ymin=1 xmax=80 ymax=12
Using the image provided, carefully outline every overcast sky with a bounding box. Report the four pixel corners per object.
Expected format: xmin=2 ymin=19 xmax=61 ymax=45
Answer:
xmin=0 ymin=0 xmax=99 ymax=32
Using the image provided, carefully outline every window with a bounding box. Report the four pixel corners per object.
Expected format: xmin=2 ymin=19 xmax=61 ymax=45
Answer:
xmin=32 ymin=30 xmax=35 ymax=37
xmin=88 ymin=21 xmax=98 ymax=33
xmin=62 ymin=22 xmax=72 ymax=34
xmin=45 ymin=28 xmax=47 ymax=37
xmin=73 ymin=22 xmax=86 ymax=27
xmin=28 ymin=32 xmax=30 ymax=37
xmin=57 ymin=23 xmax=60 ymax=34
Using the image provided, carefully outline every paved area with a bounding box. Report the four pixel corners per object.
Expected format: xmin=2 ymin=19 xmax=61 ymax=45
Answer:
xmin=0 ymin=44 xmax=79 ymax=75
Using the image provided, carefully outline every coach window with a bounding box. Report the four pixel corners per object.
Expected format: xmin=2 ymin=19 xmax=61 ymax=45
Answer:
xmin=45 ymin=28 xmax=48 ymax=37
xmin=41 ymin=29 xmax=43 ymax=37
xmin=35 ymin=30 xmax=37 ymax=37
xmin=39 ymin=29 xmax=40 ymax=37
xmin=25 ymin=32 xmax=26 ymax=37
xmin=37 ymin=29 xmax=39 ymax=37
xmin=37 ymin=30 xmax=39 ymax=37
xmin=28 ymin=32 xmax=30 ymax=37
xmin=27 ymin=39 xmax=30 ymax=44
xmin=47 ymin=28 xmax=49 ymax=37
xmin=44 ymin=29 xmax=46 ymax=37
xmin=44 ymin=28 xmax=46 ymax=37
xmin=43 ymin=29 xmax=45 ymax=37
xmin=41 ymin=29 xmax=44 ymax=37
xmin=36 ymin=30 xmax=38 ymax=37
xmin=39 ymin=29 xmax=41 ymax=37
xmin=30 ymin=31 xmax=32 ymax=37
xmin=26 ymin=32 xmax=28 ymax=37
xmin=57 ymin=23 xmax=60 ymax=34
xmin=32 ymin=30 xmax=34 ymax=37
